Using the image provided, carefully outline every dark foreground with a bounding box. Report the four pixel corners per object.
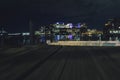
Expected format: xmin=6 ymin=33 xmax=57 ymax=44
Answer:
xmin=0 ymin=45 xmax=120 ymax=80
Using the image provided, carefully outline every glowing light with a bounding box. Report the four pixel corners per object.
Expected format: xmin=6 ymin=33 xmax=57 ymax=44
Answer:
xmin=56 ymin=22 xmax=59 ymax=24
xmin=66 ymin=23 xmax=73 ymax=28
xmin=69 ymin=23 xmax=73 ymax=28
xmin=105 ymin=23 xmax=109 ymax=26
xmin=112 ymin=23 xmax=114 ymax=26
xmin=66 ymin=24 xmax=70 ymax=28
xmin=109 ymin=30 xmax=120 ymax=34
xmin=57 ymin=35 xmax=60 ymax=40
xmin=77 ymin=23 xmax=81 ymax=28
xmin=8 ymin=33 xmax=21 ymax=36
xmin=68 ymin=35 xmax=73 ymax=40
xmin=22 ymin=33 xmax=30 ymax=36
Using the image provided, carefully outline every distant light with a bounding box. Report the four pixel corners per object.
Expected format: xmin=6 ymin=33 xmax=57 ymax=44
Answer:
xmin=56 ymin=25 xmax=60 ymax=28
xmin=81 ymin=24 xmax=84 ymax=27
xmin=68 ymin=35 xmax=73 ymax=40
xmin=77 ymin=23 xmax=81 ymax=28
xmin=35 ymin=31 xmax=45 ymax=35
xmin=66 ymin=24 xmax=69 ymax=28
xmin=110 ymin=31 xmax=112 ymax=34
xmin=57 ymin=35 xmax=60 ymax=40
xmin=119 ymin=26 xmax=120 ymax=29
xmin=35 ymin=31 xmax=40 ymax=35
xmin=8 ymin=33 xmax=21 ymax=36
xmin=113 ymin=31 xmax=119 ymax=33
xmin=22 ymin=33 xmax=30 ymax=36
xmin=69 ymin=23 xmax=73 ymax=28
xmin=109 ymin=30 xmax=120 ymax=34
xmin=112 ymin=23 xmax=114 ymax=26
xmin=56 ymin=22 xmax=64 ymax=25
xmin=87 ymin=29 xmax=91 ymax=31
xmin=105 ymin=24 xmax=108 ymax=26
xmin=56 ymin=22 xmax=59 ymax=24
xmin=66 ymin=23 xmax=73 ymax=28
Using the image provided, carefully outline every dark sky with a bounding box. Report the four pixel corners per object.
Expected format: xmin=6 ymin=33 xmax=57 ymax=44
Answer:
xmin=0 ymin=0 xmax=120 ymax=32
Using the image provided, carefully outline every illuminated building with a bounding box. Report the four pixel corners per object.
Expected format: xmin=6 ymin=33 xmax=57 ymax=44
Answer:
xmin=51 ymin=22 xmax=88 ymax=41
xmin=104 ymin=18 xmax=120 ymax=40
xmin=82 ymin=29 xmax=103 ymax=41
xmin=35 ymin=26 xmax=48 ymax=43
xmin=34 ymin=22 xmax=103 ymax=43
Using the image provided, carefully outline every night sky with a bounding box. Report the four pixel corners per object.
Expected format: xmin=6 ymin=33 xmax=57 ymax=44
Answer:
xmin=0 ymin=0 xmax=120 ymax=32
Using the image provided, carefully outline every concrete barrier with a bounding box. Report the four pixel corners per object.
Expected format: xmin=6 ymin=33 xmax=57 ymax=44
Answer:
xmin=47 ymin=41 xmax=120 ymax=46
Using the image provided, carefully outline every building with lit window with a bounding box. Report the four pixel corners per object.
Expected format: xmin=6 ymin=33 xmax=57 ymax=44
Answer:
xmin=44 ymin=22 xmax=104 ymax=42
xmin=32 ymin=21 xmax=105 ymax=44
xmin=104 ymin=18 xmax=120 ymax=40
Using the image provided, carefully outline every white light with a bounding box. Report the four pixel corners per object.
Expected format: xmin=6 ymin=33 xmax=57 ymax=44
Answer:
xmin=22 ymin=33 xmax=30 ymax=36
xmin=8 ymin=33 xmax=21 ymax=35
xmin=56 ymin=22 xmax=59 ymax=24
xmin=113 ymin=30 xmax=119 ymax=33
xmin=110 ymin=31 xmax=112 ymax=34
